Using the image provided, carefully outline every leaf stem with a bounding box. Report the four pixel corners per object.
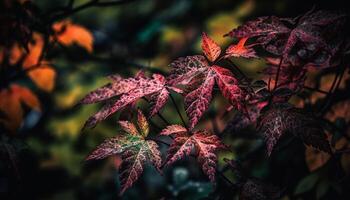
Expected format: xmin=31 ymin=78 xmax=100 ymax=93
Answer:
xmin=303 ymin=86 xmax=329 ymax=95
xmin=169 ymin=93 xmax=188 ymax=129
xmin=47 ymin=0 xmax=138 ymax=24
xmin=273 ymin=57 xmax=283 ymax=91
xmin=319 ymin=63 xmax=346 ymax=115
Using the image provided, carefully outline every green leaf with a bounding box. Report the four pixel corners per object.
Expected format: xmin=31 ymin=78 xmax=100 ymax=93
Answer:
xmin=294 ymin=173 xmax=319 ymax=195
xmin=316 ymin=179 xmax=330 ymax=199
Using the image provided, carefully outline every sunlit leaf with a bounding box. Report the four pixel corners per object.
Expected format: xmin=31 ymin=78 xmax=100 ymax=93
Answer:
xmin=53 ymin=20 xmax=94 ymax=53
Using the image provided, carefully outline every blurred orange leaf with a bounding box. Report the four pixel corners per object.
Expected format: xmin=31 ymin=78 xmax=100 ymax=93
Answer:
xmin=53 ymin=20 xmax=94 ymax=53
xmin=28 ymin=65 xmax=56 ymax=92
xmin=305 ymin=146 xmax=331 ymax=172
xmin=7 ymin=34 xmax=57 ymax=92
xmin=0 ymin=84 xmax=41 ymax=132
xmin=23 ymin=33 xmax=44 ymax=68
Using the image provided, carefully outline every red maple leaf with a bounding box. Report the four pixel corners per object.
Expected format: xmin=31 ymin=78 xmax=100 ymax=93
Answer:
xmin=257 ymin=105 xmax=332 ymax=156
xmin=86 ymin=110 xmax=161 ymax=195
xmin=263 ymin=57 xmax=306 ymax=93
xmin=225 ymin=10 xmax=346 ymax=68
xmin=224 ymin=37 xmax=257 ymax=59
xmin=168 ymin=33 xmax=247 ymax=129
xmin=79 ymin=71 xmax=182 ymax=129
xmin=201 ymin=32 xmax=221 ymax=62
xmin=160 ymin=125 xmax=227 ymax=182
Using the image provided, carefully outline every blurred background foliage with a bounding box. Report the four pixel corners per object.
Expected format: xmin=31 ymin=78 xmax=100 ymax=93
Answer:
xmin=1 ymin=0 xmax=349 ymax=199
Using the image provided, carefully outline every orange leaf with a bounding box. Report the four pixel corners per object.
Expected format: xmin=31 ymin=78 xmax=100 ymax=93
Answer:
xmin=201 ymin=32 xmax=221 ymax=62
xmin=0 ymin=84 xmax=40 ymax=132
xmin=53 ymin=20 xmax=94 ymax=53
xmin=23 ymin=33 xmax=44 ymax=68
xmin=305 ymin=146 xmax=331 ymax=172
xmin=9 ymin=43 xmax=25 ymax=65
xmin=225 ymin=37 xmax=257 ymax=58
xmin=28 ymin=64 xmax=56 ymax=92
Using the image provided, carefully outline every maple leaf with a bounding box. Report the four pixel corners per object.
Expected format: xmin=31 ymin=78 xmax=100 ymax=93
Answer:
xmin=201 ymin=32 xmax=221 ymax=62
xmin=0 ymin=84 xmax=41 ymax=132
xmin=224 ymin=37 xmax=257 ymax=59
xmin=224 ymin=159 xmax=283 ymax=200
xmin=184 ymin=70 xmax=216 ymax=129
xmin=257 ymin=105 xmax=332 ymax=156
xmin=160 ymin=125 xmax=226 ymax=182
xmin=168 ymin=33 xmax=246 ymax=129
xmin=8 ymin=33 xmax=56 ymax=92
xmin=86 ymin=110 xmax=161 ymax=195
xmin=225 ymin=10 xmax=346 ymax=67
xmin=263 ymin=57 xmax=306 ymax=93
xmin=80 ymin=72 xmax=182 ymax=129
xmin=167 ymin=55 xmax=209 ymax=86
xmin=52 ymin=20 xmax=94 ymax=53
xmin=239 ymin=178 xmax=283 ymax=200
xmin=305 ymin=146 xmax=331 ymax=172
xmin=211 ymin=66 xmax=245 ymax=108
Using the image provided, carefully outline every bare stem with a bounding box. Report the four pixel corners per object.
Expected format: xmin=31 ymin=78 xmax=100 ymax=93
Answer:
xmin=169 ymin=93 xmax=188 ymax=129
xmin=273 ymin=57 xmax=283 ymax=91
xmin=47 ymin=0 xmax=137 ymax=23
xmin=303 ymin=86 xmax=329 ymax=95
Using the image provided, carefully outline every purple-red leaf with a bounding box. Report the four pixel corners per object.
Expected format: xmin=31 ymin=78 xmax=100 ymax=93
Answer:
xmin=162 ymin=125 xmax=226 ymax=182
xmin=86 ymin=110 xmax=162 ymax=195
xmin=184 ymin=70 xmax=215 ymax=130
xmin=211 ymin=66 xmax=245 ymax=110
xmin=149 ymin=88 xmax=169 ymax=117
xmin=258 ymin=105 xmax=332 ymax=156
xmin=167 ymin=55 xmax=209 ymax=86
xmin=160 ymin=124 xmax=188 ymax=136
xmin=82 ymin=73 xmax=180 ymax=129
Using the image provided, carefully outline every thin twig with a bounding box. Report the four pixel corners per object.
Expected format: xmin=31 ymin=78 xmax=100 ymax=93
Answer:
xmin=303 ymin=86 xmax=329 ymax=95
xmin=226 ymin=59 xmax=248 ymax=80
xmin=141 ymin=97 xmax=170 ymax=126
xmin=169 ymin=93 xmax=188 ymax=129
xmin=47 ymin=0 xmax=137 ymax=24
xmin=319 ymin=63 xmax=345 ymax=115
xmin=273 ymin=57 xmax=283 ymax=91
xmin=217 ymin=169 xmax=238 ymax=188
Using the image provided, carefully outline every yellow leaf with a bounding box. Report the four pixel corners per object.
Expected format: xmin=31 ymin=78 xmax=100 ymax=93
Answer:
xmin=0 ymin=84 xmax=41 ymax=132
xmin=53 ymin=20 xmax=94 ymax=53
xmin=28 ymin=65 xmax=56 ymax=92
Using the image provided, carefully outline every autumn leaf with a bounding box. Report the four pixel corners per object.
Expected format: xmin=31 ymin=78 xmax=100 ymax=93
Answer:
xmin=160 ymin=125 xmax=226 ymax=182
xmin=224 ymin=37 xmax=257 ymax=59
xmin=0 ymin=84 xmax=41 ymax=131
xmin=52 ymin=20 xmax=94 ymax=53
xmin=184 ymin=70 xmax=216 ymax=129
xmin=211 ymin=66 xmax=244 ymax=108
xmin=305 ymin=146 xmax=331 ymax=172
xmin=159 ymin=124 xmax=187 ymax=136
xmin=224 ymin=159 xmax=283 ymax=200
xmin=8 ymin=34 xmax=57 ymax=92
xmin=28 ymin=65 xmax=56 ymax=92
xmin=258 ymin=105 xmax=331 ymax=155
xmin=201 ymin=32 xmax=221 ymax=62
xmin=167 ymin=55 xmax=209 ymax=86
xmin=168 ymin=33 xmax=248 ymax=129
xmin=80 ymin=72 xmax=182 ymax=129
xmin=225 ymin=10 xmax=346 ymax=67
xmin=86 ymin=110 xmax=161 ymax=195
